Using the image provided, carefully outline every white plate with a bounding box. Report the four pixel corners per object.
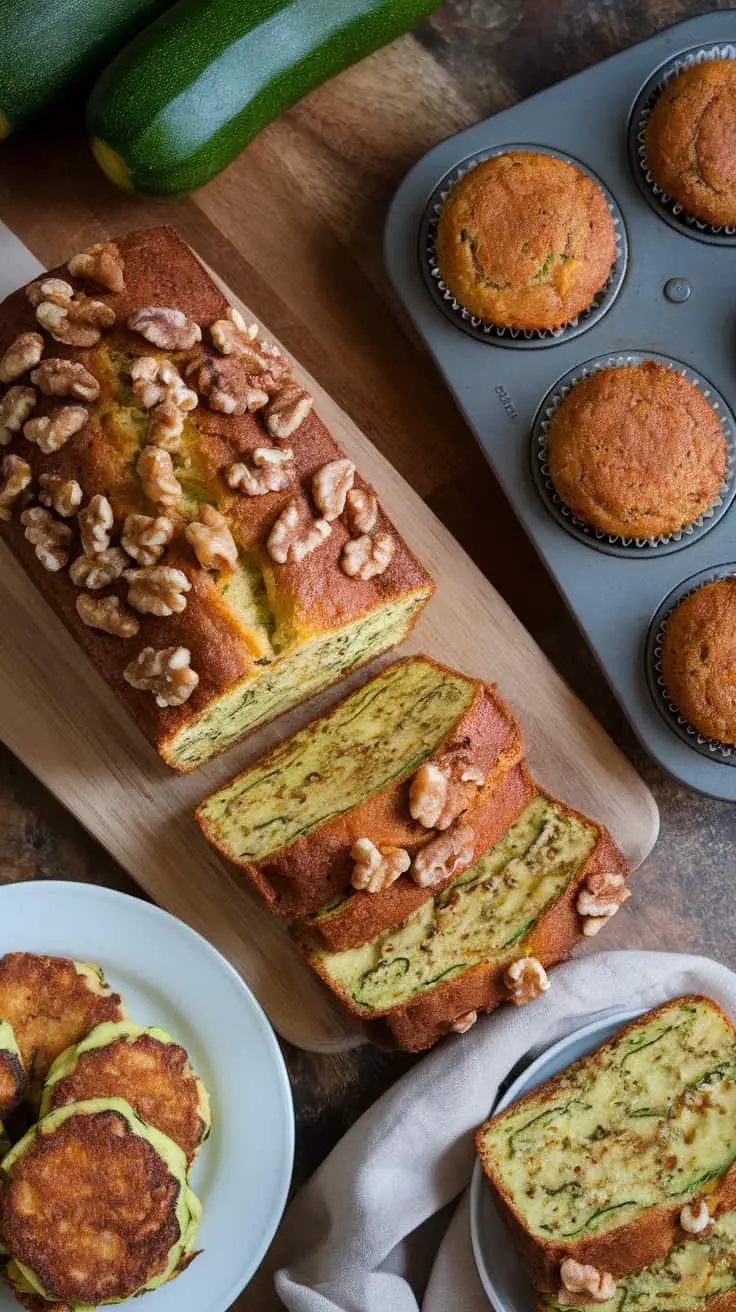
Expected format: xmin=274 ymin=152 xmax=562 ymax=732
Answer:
xmin=0 ymin=880 xmax=294 ymax=1312
xmin=470 ymin=1008 xmax=644 ymax=1312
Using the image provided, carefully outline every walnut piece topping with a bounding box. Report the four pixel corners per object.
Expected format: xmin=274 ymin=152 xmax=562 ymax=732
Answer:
xmin=39 ymin=473 xmax=83 ymax=517
xmin=210 ymin=308 xmax=287 ymax=376
xmin=450 ymin=1010 xmax=478 ymax=1035
xmin=264 ymin=383 xmax=313 ymax=440
xmin=35 ymin=287 xmax=115 ymax=348
xmin=23 ymin=405 xmax=88 ymax=454
xmin=124 ymin=564 xmax=191 ymax=616
xmin=137 ymin=445 xmax=182 ymax=508
xmin=340 ymin=531 xmax=395 ymax=580
xmin=680 ymin=1200 xmax=712 ymax=1235
xmin=76 ymin=593 xmax=139 ymax=638
xmin=350 ymin=838 xmax=411 ymax=894
xmin=344 ymin=487 xmax=377 ymax=536
xmin=26 ymin=278 xmax=74 ymax=309
xmin=577 ymin=871 xmax=631 ymax=937
xmin=128 ymin=306 xmax=201 ymax=351
xmin=67 ymin=242 xmax=125 ymax=294
xmin=187 ymin=355 xmax=269 ymax=416
xmin=69 ymin=547 xmax=127 ymax=590
xmin=121 ymin=513 xmax=175 ymax=566
xmin=411 ymin=822 xmax=474 ymax=889
xmin=559 ymin=1260 xmax=616 ymax=1306
xmin=409 ymin=756 xmax=485 ymax=831
xmin=124 ymin=645 xmax=199 ymax=708
xmin=31 ymin=358 xmax=100 ymax=402
xmin=184 ymin=505 xmax=238 ymax=571
xmin=312 ymin=459 xmax=355 ymax=522
xmin=225 ymin=446 xmax=294 ymax=496
xmin=20 ymin=505 xmax=72 ymax=571
xmin=130 ymin=357 xmax=198 ymax=414
xmin=0 ymin=386 xmax=37 ymax=444
xmin=504 ymin=956 xmax=550 ymax=1005
xmin=266 ymin=500 xmax=331 ymax=564
xmin=0 ymin=455 xmax=32 ymax=521
xmin=78 ymin=493 xmax=113 ymax=555
xmin=0 ymin=332 xmax=44 ymax=384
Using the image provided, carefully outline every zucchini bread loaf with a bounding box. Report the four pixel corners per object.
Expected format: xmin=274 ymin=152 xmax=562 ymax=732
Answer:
xmin=0 ymin=226 xmax=433 ymax=770
xmin=476 ymin=997 xmax=736 ymax=1293
xmin=195 ymin=655 xmax=524 ymax=920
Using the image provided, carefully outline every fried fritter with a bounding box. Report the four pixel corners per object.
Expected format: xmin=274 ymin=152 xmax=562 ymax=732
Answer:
xmin=0 ymin=1018 xmax=25 ymax=1119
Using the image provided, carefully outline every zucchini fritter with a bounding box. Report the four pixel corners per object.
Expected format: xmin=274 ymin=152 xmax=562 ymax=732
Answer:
xmin=0 ymin=1018 xmax=25 ymax=1118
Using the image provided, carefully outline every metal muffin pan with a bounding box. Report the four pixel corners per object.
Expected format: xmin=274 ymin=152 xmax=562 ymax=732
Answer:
xmin=385 ymin=11 xmax=736 ymax=801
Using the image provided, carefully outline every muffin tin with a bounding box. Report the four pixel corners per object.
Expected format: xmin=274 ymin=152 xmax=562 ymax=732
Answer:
xmin=385 ymin=11 xmax=736 ymax=801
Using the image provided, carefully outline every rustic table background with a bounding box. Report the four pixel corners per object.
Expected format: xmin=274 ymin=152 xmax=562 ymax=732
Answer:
xmin=1 ymin=0 xmax=735 ymax=1306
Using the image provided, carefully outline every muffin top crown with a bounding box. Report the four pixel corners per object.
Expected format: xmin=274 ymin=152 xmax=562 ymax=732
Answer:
xmin=645 ymin=59 xmax=736 ymax=227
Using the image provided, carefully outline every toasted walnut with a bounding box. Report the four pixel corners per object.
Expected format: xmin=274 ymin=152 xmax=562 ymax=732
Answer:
xmin=67 ymin=242 xmax=125 ymax=294
xmin=76 ymin=593 xmax=139 ymax=638
xmin=124 ymin=565 xmax=191 ymax=616
xmin=504 ymin=957 xmax=551 ymax=1006
xmin=187 ymin=355 xmax=270 ymax=416
xmin=0 ymin=455 xmax=32 ymax=521
xmin=577 ymin=871 xmax=631 ymax=937
xmin=137 ymin=445 xmax=182 ymax=508
xmin=264 ymin=383 xmax=313 ymax=440
xmin=0 ymin=386 xmax=37 ymax=443
xmin=210 ymin=307 xmax=258 ymax=356
xmin=559 ymin=1260 xmax=616 ymax=1306
xmin=130 ymin=357 xmax=198 ymax=414
xmin=341 ymin=532 xmax=395 ymax=581
xmin=450 ymin=1011 xmax=478 ymax=1035
xmin=0 ymin=332 xmax=44 ymax=384
xmin=78 ymin=494 xmax=113 ymax=555
xmin=680 ymin=1201 xmax=712 ymax=1234
xmin=344 ymin=487 xmax=377 ymax=536
xmin=31 ymin=358 xmax=100 ymax=402
xmin=225 ymin=446 xmax=294 ymax=496
xmin=128 ymin=306 xmax=201 ymax=351
xmin=350 ymin=838 xmax=411 ymax=894
xmin=20 ymin=506 xmax=72 ymax=571
xmin=124 ymin=645 xmax=199 ymax=708
xmin=35 ymin=288 xmax=115 ymax=348
xmin=148 ymin=401 xmax=186 ymax=451
xmin=121 ymin=513 xmax=175 ymax=566
xmin=24 ymin=405 xmax=88 ymax=454
xmin=184 ymin=505 xmax=238 ymax=571
xmin=409 ymin=756 xmax=485 ymax=831
xmin=266 ymin=500 xmax=331 ymax=564
xmin=39 ymin=473 xmax=83 ymax=517
xmin=312 ymin=459 xmax=355 ymax=522
xmin=69 ymin=547 xmax=127 ymax=589
xmin=27 ymin=278 xmax=74 ymax=309
xmin=411 ymin=822 xmax=474 ymax=889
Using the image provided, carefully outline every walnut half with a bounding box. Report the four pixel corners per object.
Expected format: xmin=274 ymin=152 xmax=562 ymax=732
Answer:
xmin=128 ymin=306 xmax=201 ymax=351
xmin=312 ymin=459 xmax=355 ymax=522
xmin=124 ymin=646 xmax=199 ymax=708
xmin=0 ymin=387 xmax=37 ymax=444
xmin=350 ymin=838 xmax=410 ymax=894
xmin=184 ymin=505 xmax=238 ymax=571
xmin=69 ymin=548 xmax=127 ymax=590
xmin=76 ymin=594 xmax=139 ymax=638
xmin=31 ymin=358 xmax=100 ymax=402
xmin=344 ymin=487 xmax=377 ymax=536
xmin=67 ymin=242 xmax=125 ymax=294
xmin=340 ymin=532 xmax=394 ymax=581
xmin=0 ymin=332 xmax=44 ymax=384
xmin=20 ymin=506 xmax=72 ymax=572
xmin=558 ymin=1260 xmax=616 ymax=1306
xmin=266 ymin=501 xmax=331 ymax=564
xmin=121 ymin=513 xmax=174 ymax=567
xmin=137 ymin=445 xmax=182 ymax=508
xmin=409 ymin=756 xmax=485 ymax=832
xmin=577 ymin=871 xmax=631 ymax=937
xmin=39 ymin=473 xmax=83 ymax=517
xmin=264 ymin=383 xmax=313 ymax=440
xmin=23 ymin=405 xmax=88 ymax=454
xmin=225 ymin=447 xmax=294 ymax=497
xmin=411 ymin=822 xmax=474 ymax=889
xmin=78 ymin=494 xmax=113 ymax=555
xmin=0 ymin=455 xmax=32 ymax=521
xmin=503 ymin=957 xmax=550 ymax=1006
xmin=124 ymin=565 xmax=191 ymax=616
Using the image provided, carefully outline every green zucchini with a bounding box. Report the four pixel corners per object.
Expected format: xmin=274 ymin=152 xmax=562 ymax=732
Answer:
xmin=87 ymin=0 xmax=441 ymax=197
xmin=0 ymin=0 xmax=172 ymax=138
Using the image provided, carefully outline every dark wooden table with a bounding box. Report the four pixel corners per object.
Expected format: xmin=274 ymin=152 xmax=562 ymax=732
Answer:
xmin=1 ymin=1 xmax=735 ymax=1306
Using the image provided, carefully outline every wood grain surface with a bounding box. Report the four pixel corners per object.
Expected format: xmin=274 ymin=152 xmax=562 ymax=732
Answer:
xmin=0 ymin=1 xmax=734 ymax=1307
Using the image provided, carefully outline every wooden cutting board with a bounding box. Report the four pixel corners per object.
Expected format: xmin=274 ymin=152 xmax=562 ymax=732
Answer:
xmin=0 ymin=244 xmax=659 ymax=1054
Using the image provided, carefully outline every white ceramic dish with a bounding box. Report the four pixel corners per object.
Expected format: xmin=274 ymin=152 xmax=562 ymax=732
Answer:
xmin=470 ymin=1007 xmax=644 ymax=1311
xmin=0 ymin=880 xmax=294 ymax=1312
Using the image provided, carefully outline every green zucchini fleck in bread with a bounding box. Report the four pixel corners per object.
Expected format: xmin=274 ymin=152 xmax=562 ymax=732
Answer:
xmin=476 ymin=997 xmax=736 ymax=1290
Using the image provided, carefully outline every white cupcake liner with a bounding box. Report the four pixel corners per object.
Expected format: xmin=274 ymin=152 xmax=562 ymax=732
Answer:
xmin=531 ymin=351 xmax=736 ymax=557
xmin=646 ymin=563 xmax=736 ymax=765
xmin=630 ymin=43 xmax=736 ymax=244
xmin=419 ymin=143 xmax=628 ymax=349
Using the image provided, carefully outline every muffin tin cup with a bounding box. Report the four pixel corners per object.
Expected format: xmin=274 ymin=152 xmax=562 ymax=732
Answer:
xmin=419 ymin=144 xmax=628 ymax=350
xmin=629 ymin=43 xmax=736 ymax=245
xmin=531 ymin=351 xmax=736 ymax=558
xmin=646 ymin=564 xmax=736 ymax=765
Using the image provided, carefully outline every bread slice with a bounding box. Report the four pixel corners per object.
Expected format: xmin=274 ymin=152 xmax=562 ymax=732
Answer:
xmin=476 ymin=996 xmax=736 ymax=1291
xmin=296 ymin=787 xmax=628 ymax=1051
xmin=195 ymin=655 xmax=523 ymax=919
xmin=536 ymin=1208 xmax=736 ymax=1312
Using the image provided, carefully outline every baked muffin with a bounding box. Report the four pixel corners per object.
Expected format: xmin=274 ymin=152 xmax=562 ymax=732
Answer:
xmin=546 ymin=360 xmax=727 ymax=539
xmin=645 ymin=59 xmax=736 ymax=227
xmin=435 ymin=151 xmax=617 ymax=331
xmin=661 ymin=577 xmax=736 ymax=744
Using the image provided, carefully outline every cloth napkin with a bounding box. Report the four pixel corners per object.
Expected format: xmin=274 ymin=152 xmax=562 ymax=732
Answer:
xmin=274 ymin=949 xmax=736 ymax=1311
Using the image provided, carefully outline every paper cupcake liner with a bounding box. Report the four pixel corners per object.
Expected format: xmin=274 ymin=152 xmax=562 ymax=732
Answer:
xmin=629 ymin=43 xmax=736 ymax=245
xmin=646 ymin=563 xmax=736 ymax=765
xmin=531 ymin=351 xmax=736 ymax=558
xmin=419 ymin=144 xmax=628 ymax=350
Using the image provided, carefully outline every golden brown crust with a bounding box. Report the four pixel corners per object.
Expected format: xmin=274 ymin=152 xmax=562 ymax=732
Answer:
xmin=546 ymin=361 xmax=727 ymax=539
xmin=435 ymin=151 xmax=616 ymax=331
xmin=661 ymin=577 xmax=736 ymax=745
xmin=476 ymin=996 xmax=736 ymax=1291
xmin=0 ymin=1047 xmax=25 ymax=1119
xmin=197 ymin=657 xmax=523 ymax=919
xmin=0 ymin=226 xmax=432 ymax=770
xmin=645 ymin=60 xmax=736 ymax=227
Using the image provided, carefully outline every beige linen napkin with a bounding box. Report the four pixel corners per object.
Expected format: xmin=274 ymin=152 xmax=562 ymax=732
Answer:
xmin=274 ymin=949 xmax=736 ymax=1311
